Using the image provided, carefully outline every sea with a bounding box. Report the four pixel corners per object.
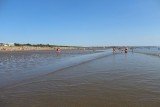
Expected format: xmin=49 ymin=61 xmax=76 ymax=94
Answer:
xmin=0 ymin=48 xmax=160 ymax=107
xmin=133 ymin=47 xmax=160 ymax=56
xmin=0 ymin=49 xmax=112 ymax=88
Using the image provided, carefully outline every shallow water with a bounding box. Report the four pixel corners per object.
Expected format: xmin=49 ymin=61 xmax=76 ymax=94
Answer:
xmin=133 ymin=47 xmax=160 ymax=56
xmin=0 ymin=50 xmax=107 ymax=87
xmin=0 ymin=52 xmax=160 ymax=107
xmin=0 ymin=50 xmax=99 ymax=74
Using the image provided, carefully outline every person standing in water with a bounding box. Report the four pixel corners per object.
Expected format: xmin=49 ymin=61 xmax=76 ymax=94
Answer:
xmin=120 ymin=48 xmax=124 ymax=53
xmin=125 ymin=47 xmax=128 ymax=53
xmin=113 ymin=47 xmax=116 ymax=54
xmin=56 ymin=48 xmax=61 ymax=52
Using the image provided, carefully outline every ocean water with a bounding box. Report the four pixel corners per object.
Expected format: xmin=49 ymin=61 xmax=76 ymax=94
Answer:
xmin=0 ymin=51 xmax=160 ymax=107
xmin=133 ymin=47 xmax=160 ymax=56
xmin=0 ymin=49 xmax=112 ymax=88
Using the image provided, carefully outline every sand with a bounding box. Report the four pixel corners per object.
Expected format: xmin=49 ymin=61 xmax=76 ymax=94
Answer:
xmin=0 ymin=46 xmax=79 ymax=52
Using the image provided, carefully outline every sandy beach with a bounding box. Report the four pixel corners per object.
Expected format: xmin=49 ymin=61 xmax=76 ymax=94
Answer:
xmin=1 ymin=52 xmax=160 ymax=107
xmin=0 ymin=46 xmax=80 ymax=52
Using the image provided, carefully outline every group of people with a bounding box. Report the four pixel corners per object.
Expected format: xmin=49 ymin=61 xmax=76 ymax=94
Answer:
xmin=113 ymin=47 xmax=128 ymax=54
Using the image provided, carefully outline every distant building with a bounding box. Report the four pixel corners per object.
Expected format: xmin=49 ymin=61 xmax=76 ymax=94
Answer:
xmin=8 ymin=43 xmax=15 ymax=46
xmin=0 ymin=43 xmax=15 ymax=46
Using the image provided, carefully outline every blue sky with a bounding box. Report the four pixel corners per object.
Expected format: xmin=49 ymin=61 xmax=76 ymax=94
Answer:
xmin=0 ymin=0 xmax=160 ymax=46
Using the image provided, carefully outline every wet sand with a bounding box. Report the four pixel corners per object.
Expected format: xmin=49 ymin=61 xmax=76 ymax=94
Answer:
xmin=1 ymin=53 xmax=160 ymax=107
xmin=0 ymin=46 xmax=80 ymax=52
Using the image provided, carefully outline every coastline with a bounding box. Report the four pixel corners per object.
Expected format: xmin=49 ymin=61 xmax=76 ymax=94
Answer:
xmin=0 ymin=46 xmax=81 ymax=52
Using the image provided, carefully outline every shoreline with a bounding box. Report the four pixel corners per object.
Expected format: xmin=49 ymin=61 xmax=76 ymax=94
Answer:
xmin=0 ymin=46 xmax=82 ymax=52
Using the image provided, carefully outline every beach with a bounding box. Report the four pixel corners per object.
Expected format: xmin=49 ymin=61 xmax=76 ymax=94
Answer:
xmin=1 ymin=0 xmax=160 ymax=106
xmin=0 ymin=51 xmax=160 ymax=107
xmin=0 ymin=46 xmax=80 ymax=52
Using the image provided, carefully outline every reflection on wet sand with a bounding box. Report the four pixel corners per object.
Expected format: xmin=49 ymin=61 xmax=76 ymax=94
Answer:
xmin=1 ymin=53 xmax=160 ymax=107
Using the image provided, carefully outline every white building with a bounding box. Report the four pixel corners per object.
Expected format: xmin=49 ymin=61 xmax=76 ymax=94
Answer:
xmin=1 ymin=43 xmax=15 ymax=46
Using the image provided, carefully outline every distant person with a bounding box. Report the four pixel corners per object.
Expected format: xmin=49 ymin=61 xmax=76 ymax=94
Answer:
xmin=120 ymin=48 xmax=124 ymax=53
xmin=125 ymin=47 xmax=128 ymax=53
xmin=56 ymin=48 xmax=61 ymax=52
xmin=131 ymin=48 xmax=134 ymax=53
xmin=113 ymin=47 xmax=116 ymax=53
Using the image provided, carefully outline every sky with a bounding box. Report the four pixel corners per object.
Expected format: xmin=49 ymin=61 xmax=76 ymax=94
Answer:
xmin=0 ymin=0 xmax=160 ymax=46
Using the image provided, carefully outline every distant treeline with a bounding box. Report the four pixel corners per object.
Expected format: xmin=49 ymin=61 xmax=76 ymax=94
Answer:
xmin=14 ymin=43 xmax=80 ymax=48
xmin=14 ymin=43 xmax=52 ymax=47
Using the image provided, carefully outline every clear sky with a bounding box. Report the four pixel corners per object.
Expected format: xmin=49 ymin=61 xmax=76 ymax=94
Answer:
xmin=0 ymin=0 xmax=160 ymax=46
